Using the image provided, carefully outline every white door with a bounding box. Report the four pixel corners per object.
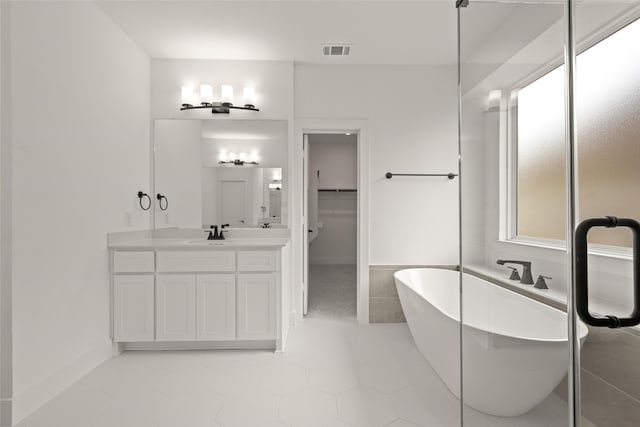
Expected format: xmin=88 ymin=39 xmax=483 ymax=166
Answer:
xmin=113 ymin=275 xmax=155 ymax=342
xmin=156 ymin=274 xmax=196 ymax=341
xmin=302 ymin=134 xmax=309 ymax=315
xmin=221 ymin=180 xmax=246 ymax=225
xmin=196 ymin=274 xmax=236 ymax=341
xmin=237 ymin=273 xmax=277 ymax=340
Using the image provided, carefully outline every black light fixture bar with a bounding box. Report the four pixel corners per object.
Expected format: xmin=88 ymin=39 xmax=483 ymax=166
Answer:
xmin=181 ymin=102 xmax=259 ymax=114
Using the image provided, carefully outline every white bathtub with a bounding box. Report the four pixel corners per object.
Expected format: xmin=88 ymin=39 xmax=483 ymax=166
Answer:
xmin=394 ymin=268 xmax=588 ymax=417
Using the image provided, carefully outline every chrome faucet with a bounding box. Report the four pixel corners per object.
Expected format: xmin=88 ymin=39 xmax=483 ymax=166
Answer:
xmin=496 ymin=259 xmax=534 ymax=285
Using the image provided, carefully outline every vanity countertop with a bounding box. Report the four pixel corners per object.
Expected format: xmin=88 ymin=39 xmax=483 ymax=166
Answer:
xmin=108 ymin=229 xmax=291 ymax=250
xmin=109 ymin=237 xmax=290 ymax=250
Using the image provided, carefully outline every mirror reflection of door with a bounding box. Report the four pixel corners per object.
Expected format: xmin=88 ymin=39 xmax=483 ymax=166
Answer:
xmin=221 ymin=180 xmax=246 ymax=225
xmin=269 ymin=189 xmax=281 ymax=218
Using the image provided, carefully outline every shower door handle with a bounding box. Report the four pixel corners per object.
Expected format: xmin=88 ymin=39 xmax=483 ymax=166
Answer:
xmin=575 ymin=216 xmax=640 ymax=328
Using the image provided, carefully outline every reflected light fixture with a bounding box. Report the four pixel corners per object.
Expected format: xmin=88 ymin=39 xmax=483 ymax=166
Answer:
xmin=219 ymin=151 xmax=259 ymax=166
xmin=181 ymin=84 xmax=259 ymax=114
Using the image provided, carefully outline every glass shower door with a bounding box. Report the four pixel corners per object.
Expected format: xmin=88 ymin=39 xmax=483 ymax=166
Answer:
xmin=458 ymin=1 xmax=573 ymax=426
xmin=459 ymin=0 xmax=640 ymax=426
xmin=571 ymin=1 xmax=640 ymax=425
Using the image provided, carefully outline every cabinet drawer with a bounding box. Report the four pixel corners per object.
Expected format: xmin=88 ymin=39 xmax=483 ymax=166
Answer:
xmin=113 ymin=251 xmax=155 ymax=273
xmin=238 ymin=251 xmax=278 ymax=272
xmin=156 ymin=251 xmax=236 ymax=272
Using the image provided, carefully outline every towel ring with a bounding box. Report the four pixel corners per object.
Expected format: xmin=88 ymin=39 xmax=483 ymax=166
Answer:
xmin=137 ymin=191 xmax=151 ymax=211
xmin=156 ymin=193 xmax=168 ymax=211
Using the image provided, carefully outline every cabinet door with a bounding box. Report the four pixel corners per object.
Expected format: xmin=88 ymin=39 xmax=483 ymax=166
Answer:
xmin=113 ymin=275 xmax=154 ymax=342
xmin=237 ymin=273 xmax=277 ymax=340
xmin=156 ymin=275 xmax=196 ymax=341
xmin=196 ymin=274 xmax=236 ymax=341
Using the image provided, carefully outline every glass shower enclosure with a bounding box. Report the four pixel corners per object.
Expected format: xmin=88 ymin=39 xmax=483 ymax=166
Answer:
xmin=458 ymin=0 xmax=640 ymax=425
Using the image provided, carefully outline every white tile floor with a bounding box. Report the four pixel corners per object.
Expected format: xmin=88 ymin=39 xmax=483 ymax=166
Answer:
xmin=16 ymin=318 xmax=575 ymax=427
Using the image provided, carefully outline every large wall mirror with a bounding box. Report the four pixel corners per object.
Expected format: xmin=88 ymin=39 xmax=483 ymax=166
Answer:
xmin=153 ymin=119 xmax=288 ymax=229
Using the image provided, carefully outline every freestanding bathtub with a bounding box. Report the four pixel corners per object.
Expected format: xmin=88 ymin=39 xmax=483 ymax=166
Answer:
xmin=394 ymin=268 xmax=588 ymax=417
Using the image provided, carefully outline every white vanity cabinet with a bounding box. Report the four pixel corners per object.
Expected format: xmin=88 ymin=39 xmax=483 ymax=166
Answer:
xmin=155 ymin=251 xmax=236 ymax=342
xmin=112 ymin=251 xmax=155 ymax=342
xmin=196 ymin=274 xmax=236 ymax=341
xmin=237 ymin=273 xmax=277 ymax=340
xmin=156 ymin=274 xmax=196 ymax=341
xmin=113 ymin=275 xmax=155 ymax=342
xmin=155 ymin=273 xmax=237 ymax=341
xmin=111 ymin=247 xmax=281 ymax=348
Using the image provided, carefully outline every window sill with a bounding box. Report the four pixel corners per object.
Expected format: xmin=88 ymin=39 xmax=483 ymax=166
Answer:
xmin=497 ymin=237 xmax=633 ymax=261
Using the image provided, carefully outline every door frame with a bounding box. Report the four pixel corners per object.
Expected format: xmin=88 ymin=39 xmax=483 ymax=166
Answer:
xmin=293 ymin=119 xmax=369 ymax=324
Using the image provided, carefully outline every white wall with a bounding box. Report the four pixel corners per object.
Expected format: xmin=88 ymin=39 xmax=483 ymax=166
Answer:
xmin=295 ymin=65 xmax=459 ymax=266
xmin=154 ymin=120 xmax=202 ymax=228
xmin=8 ymin=2 xmax=150 ymax=423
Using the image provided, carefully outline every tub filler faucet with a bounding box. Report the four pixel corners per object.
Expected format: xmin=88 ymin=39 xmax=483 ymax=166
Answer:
xmin=496 ymin=260 xmax=534 ymax=285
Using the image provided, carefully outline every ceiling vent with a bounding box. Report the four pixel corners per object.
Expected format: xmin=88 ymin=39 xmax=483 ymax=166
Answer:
xmin=322 ymin=44 xmax=352 ymax=56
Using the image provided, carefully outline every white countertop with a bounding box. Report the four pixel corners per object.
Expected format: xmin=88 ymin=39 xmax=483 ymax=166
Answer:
xmin=110 ymin=237 xmax=290 ymax=250
xmin=108 ymin=228 xmax=291 ymax=250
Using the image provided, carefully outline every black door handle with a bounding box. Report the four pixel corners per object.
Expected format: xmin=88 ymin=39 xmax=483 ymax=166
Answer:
xmin=575 ymin=216 xmax=640 ymax=328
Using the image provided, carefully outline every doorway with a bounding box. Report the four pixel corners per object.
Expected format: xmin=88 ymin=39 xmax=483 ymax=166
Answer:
xmin=304 ymin=133 xmax=358 ymax=318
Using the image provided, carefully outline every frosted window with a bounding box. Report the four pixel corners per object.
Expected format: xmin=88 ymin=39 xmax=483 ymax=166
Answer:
xmin=516 ymin=18 xmax=640 ymax=247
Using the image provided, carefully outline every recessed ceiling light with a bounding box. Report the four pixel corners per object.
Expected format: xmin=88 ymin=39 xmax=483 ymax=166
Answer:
xmin=345 ymin=133 xmax=351 ymax=136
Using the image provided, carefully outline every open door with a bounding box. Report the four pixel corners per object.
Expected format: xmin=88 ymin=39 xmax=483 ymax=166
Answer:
xmin=302 ymin=134 xmax=309 ymax=315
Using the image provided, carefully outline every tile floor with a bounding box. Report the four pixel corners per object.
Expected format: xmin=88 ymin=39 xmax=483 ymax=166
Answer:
xmin=307 ymin=265 xmax=357 ymax=318
xmin=16 ymin=317 xmax=580 ymax=427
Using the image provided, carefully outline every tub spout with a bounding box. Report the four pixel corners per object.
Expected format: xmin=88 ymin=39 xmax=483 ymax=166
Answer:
xmin=496 ymin=260 xmax=534 ymax=285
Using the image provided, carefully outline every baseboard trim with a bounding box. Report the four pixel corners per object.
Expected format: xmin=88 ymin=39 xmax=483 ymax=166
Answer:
xmin=12 ymin=339 xmax=113 ymax=426
xmin=122 ymin=340 xmax=276 ymax=351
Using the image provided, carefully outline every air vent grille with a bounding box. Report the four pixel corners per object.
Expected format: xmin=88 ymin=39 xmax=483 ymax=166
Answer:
xmin=322 ymin=44 xmax=352 ymax=56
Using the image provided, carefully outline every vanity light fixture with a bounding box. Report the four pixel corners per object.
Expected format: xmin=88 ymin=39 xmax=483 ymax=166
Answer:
xmin=180 ymin=84 xmax=259 ymax=114
xmin=218 ymin=151 xmax=259 ymax=166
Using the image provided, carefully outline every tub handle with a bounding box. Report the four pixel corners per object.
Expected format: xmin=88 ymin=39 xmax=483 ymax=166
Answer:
xmin=575 ymin=216 xmax=640 ymax=328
